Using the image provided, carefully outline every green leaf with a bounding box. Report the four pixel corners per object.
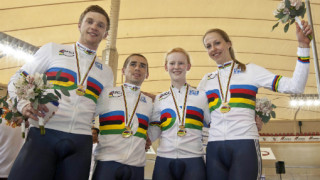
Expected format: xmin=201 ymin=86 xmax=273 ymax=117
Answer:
xmin=54 ymin=89 xmax=61 ymax=99
xmin=281 ymin=14 xmax=290 ymax=24
xmin=284 ymin=23 xmax=290 ymax=32
xmin=32 ymin=100 xmax=39 ymax=109
xmin=275 ymin=13 xmax=285 ymax=19
xmin=42 ymin=74 xmax=47 ymax=85
xmin=56 ymin=70 xmax=62 ymax=80
xmin=289 ymin=9 xmax=297 ymax=17
xmin=2 ymin=100 xmax=8 ymax=108
xmin=60 ymin=87 xmax=70 ymax=97
xmin=39 ymin=97 xmax=51 ymax=104
xmin=5 ymin=111 xmax=13 ymax=120
xmin=290 ymin=18 xmax=295 ymax=25
xmin=262 ymin=116 xmax=270 ymax=124
xmin=45 ymin=93 xmax=59 ymax=101
xmin=285 ymin=0 xmax=291 ymax=8
xmin=272 ymin=22 xmax=279 ymax=31
xmin=271 ymin=111 xmax=276 ymax=118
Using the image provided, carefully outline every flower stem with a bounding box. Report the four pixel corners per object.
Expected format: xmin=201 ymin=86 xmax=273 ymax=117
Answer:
xmin=38 ymin=117 xmax=45 ymax=135
xmin=21 ymin=121 xmax=26 ymax=139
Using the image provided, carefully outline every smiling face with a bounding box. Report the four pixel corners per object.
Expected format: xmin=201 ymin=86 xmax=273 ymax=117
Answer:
xmin=78 ymin=11 xmax=108 ymax=50
xmin=203 ymin=32 xmax=232 ymax=65
xmin=165 ymin=52 xmax=191 ymax=85
xmin=122 ymin=55 xmax=149 ymax=86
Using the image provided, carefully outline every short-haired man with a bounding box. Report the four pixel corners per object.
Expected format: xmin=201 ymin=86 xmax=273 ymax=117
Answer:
xmin=8 ymin=5 xmax=113 ymax=180
xmin=93 ymin=54 xmax=153 ymax=180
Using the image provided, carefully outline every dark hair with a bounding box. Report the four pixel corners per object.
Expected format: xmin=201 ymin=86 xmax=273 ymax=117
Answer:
xmin=91 ymin=127 xmax=100 ymax=134
xmin=203 ymin=28 xmax=246 ymax=71
xmin=79 ymin=5 xmax=110 ymax=31
xmin=123 ymin=54 xmax=149 ymax=74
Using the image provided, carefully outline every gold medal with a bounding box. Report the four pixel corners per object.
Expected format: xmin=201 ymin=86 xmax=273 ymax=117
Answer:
xmin=220 ymin=102 xmax=231 ymax=113
xmin=170 ymin=85 xmax=189 ymax=138
xmin=122 ymin=126 xmax=133 ymax=138
xmin=76 ymin=85 xmax=86 ymax=96
xmin=217 ymin=62 xmax=235 ymax=114
xmin=177 ymin=125 xmax=187 ymax=137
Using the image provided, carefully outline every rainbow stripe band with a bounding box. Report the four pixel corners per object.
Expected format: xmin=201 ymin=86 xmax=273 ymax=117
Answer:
xmin=185 ymin=106 xmax=204 ymax=130
xmin=134 ymin=113 xmax=149 ymax=139
xmin=21 ymin=71 xmax=29 ymax=77
xmin=99 ymin=111 xmax=125 ymax=135
xmin=272 ymin=75 xmax=283 ymax=92
xmin=46 ymin=68 xmax=78 ymax=90
xmin=298 ymin=56 xmax=310 ymax=64
xmin=84 ymin=77 xmax=104 ymax=103
xmin=151 ymin=108 xmax=176 ymax=131
xmin=229 ymin=85 xmax=257 ymax=110
xmin=218 ymin=62 xmax=232 ymax=69
xmin=206 ymin=89 xmax=222 ymax=112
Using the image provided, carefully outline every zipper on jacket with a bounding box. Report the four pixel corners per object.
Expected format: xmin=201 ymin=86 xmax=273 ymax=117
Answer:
xmin=69 ymin=95 xmax=81 ymax=132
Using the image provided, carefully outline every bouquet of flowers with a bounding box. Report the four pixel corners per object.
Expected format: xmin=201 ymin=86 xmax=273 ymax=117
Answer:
xmin=255 ymin=97 xmax=276 ymax=123
xmin=13 ymin=71 xmax=69 ymax=135
xmin=272 ymin=0 xmax=311 ymax=38
xmin=0 ymin=95 xmax=26 ymax=137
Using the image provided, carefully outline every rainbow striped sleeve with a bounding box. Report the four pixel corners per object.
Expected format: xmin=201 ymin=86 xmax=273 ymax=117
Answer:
xmin=298 ymin=56 xmax=310 ymax=64
xmin=185 ymin=106 xmax=204 ymax=130
xmin=206 ymin=89 xmax=222 ymax=112
xmin=21 ymin=71 xmax=29 ymax=77
xmin=134 ymin=113 xmax=149 ymax=139
xmin=99 ymin=111 xmax=125 ymax=135
xmin=229 ymin=85 xmax=257 ymax=110
xmin=272 ymin=75 xmax=283 ymax=92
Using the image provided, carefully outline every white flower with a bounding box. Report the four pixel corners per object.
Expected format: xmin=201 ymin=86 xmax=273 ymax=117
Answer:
xmin=283 ymin=8 xmax=290 ymax=15
xmin=278 ymin=1 xmax=285 ymax=10
xmin=33 ymin=73 xmax=44 ymax=88
xmin=256 ymin=98 xmax=273 ymax=116
xmin=290 ymin=0 xmax=302 ymax=10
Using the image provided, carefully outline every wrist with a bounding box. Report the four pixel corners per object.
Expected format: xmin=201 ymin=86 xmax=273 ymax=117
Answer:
xmin=298 ymin=43 xmax=310 ymax=48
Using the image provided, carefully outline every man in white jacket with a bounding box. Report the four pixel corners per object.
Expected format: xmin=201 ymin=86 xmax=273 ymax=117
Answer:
xmin=93 ymin=54 xmax=153 ymax=180
xmin=8 ymin=5 xmax=113 ymax=180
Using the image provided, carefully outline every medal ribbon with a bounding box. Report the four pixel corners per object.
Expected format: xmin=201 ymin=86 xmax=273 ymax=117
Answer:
xmin=170 ymin=84 xmax=189 ymax=127
xmin=74 ymin=44 xmax=97 ymax=87
xmin=121 ymin=85 xmax=141 ymax=128
xmin=217 ymin=62 xmax=235 ymax=104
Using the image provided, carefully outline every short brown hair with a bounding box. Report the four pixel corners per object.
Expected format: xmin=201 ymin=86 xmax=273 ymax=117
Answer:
xmin=123 ymin=54 xmax=149 ymax=74
xmin=79 ymin=5 xmax=110 ymax=31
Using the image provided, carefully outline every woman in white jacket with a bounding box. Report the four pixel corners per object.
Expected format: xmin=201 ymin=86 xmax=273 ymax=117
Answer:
xmin=199 ymin=21 xmax=312 ymax=180
xmin=149 ymin=48 xmax=210 ymax=180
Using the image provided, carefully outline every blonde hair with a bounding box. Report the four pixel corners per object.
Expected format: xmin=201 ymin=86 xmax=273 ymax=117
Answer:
xmin=165 ymin=47 xmax=191 ymax=65
xmin=203 ymin=28 xmax=246 ymax=71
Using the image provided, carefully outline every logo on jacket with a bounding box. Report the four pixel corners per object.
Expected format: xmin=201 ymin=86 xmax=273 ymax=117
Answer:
xmin=233 ymin=68 xmax=241 ymax=74
xmin=109 ymin=90 xmax=122 ymax=98
xmin=159 ymin=91 xmax=171 ymax=101
xmin=189 ymin=90 xmax=199 ymax=96
xmin=59 ymin=49 xmax=74 ymax=57
xmin=140 ymin=96 xmax=147 ymax=103
xmin=95 ymin=62 xmax=103 ymax=70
